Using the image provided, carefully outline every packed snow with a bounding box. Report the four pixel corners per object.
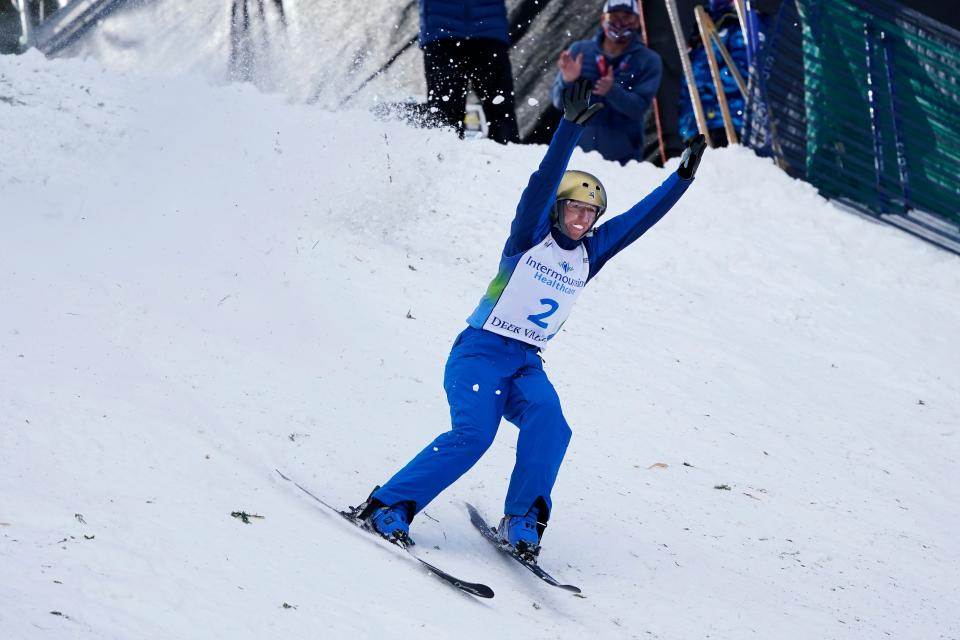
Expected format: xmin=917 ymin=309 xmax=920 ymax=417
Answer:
xmin=2 ymin=49 xmax=959 ymax=640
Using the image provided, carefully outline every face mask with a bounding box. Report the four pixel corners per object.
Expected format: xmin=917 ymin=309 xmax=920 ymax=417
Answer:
xmin=603 ymin=19 xmax=636 ymax=42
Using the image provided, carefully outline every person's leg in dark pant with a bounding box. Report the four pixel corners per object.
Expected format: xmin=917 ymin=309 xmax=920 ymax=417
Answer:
xmin=467 ymin=39 xmax=520 ymax=144
xmin=422 ymin=39 xmax=469 ymax=137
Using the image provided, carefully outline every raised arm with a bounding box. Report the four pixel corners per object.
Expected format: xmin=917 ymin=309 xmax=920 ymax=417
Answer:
xmin=585 ymin=135 xmax=707 ymax=280
xmin=504 ymin=80 xmax=603 ymax=256
xmin=503 ymin=120 xmax=581 ymax=256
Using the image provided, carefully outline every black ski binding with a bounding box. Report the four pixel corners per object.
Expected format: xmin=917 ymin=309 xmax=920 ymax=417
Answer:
xmin=276 ymin=469 xmax=494 ymax=598
xmin=466 ymin=502 xmax=581 ymax=594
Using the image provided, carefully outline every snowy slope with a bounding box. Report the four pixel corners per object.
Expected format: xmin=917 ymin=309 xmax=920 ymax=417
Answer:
xmin=2 ymin=51 xmax=959 ymax=640
xmin=63 ymin=0 xmax=591 ymax=132
xmin=67 ymin=0 xmax=426 ymax=105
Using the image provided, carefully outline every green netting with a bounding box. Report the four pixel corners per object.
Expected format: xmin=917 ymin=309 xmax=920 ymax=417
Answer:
xmin=796 ymin=0 xmax=960 ymax=223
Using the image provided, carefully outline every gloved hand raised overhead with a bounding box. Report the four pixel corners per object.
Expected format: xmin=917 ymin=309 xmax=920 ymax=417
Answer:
xmin=677 ymin=134 xmax=707 ymax=180
xmin=562 ymin=79 xmax=604 ymax=125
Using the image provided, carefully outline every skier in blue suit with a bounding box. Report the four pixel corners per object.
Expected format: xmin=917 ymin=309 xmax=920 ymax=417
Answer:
xmin=356 ymin=80 xmax=706 ymax=558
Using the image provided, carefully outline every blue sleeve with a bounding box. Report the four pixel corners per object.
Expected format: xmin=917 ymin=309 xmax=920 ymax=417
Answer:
xmin=585 ymin=172 xmax=692 ymax=281
xmin=502 ymin=118 xmax=583 ymax=256
xmin=603 ymin=50 xmax=662 ymax=120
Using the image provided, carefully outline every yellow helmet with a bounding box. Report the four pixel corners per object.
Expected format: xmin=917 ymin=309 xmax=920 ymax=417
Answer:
xmin=556 ymin=170 xmax=607 ymax=220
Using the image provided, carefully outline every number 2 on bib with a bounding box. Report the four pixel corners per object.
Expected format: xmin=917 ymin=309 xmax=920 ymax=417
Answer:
xmin=527 ymin=298 xmax=559 ymax=329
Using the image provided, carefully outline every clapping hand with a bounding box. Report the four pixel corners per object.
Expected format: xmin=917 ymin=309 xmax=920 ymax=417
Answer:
xmin=592 ymin=66 xmax=615 ymax=97
xmin=558 ymin=50 xmax=583 ymax=83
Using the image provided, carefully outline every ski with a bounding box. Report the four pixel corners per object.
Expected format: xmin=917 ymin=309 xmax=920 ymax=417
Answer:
xmin=275 ymin=469 xmax=494 ymax=599
xmin=465 ymin=502 xmax=581 ymax=594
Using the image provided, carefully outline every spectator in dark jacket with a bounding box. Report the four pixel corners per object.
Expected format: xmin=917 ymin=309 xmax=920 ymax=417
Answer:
xmin=419 ymin=0 xmax=520 ymax=144
xmin=551 ymin=0 xmax=662 ymax=165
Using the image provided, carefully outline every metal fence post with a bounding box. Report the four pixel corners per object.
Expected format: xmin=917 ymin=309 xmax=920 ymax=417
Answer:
xmin=864 ymin=22 xmax=886 ymax=213
xmin=880 ymin=30 xmax=911 ymax=211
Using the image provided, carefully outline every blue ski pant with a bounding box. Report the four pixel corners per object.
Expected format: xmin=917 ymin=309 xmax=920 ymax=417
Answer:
xmin=372 ymin=327 xmax=572 ymax=521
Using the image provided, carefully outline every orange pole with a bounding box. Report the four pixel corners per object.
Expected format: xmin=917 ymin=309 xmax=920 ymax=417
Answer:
xmin=638 ymin=0 xmax=669 ymax=164
xmin=695 ymin=6 xmax=738 ymax=144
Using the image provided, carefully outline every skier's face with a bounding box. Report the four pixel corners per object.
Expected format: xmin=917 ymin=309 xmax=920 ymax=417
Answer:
xmin=562 ymin=200 xmax=599 ymax=240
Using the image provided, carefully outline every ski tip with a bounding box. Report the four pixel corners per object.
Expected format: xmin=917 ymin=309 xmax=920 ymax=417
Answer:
xmin=464 ymin=502 xmax=485 ymax=521
xmin=274 ymin=468 xmax=292 ymax=481
xmin=473 ymin=584 xmax=496 ymax=598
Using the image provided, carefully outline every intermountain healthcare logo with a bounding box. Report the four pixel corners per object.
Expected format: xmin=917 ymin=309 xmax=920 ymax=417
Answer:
xmin=524 ymin=255 xmax=585 ymax=295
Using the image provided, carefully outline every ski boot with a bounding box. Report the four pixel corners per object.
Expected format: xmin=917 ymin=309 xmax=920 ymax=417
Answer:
xmin=353 ymin=492 xmax=416 ymax=546
xmin=496 ymin=505 xmax=542 ymax=561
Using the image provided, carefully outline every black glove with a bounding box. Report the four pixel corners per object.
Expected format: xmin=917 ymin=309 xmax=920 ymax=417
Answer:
xmin=677 ymin=134 xmax=707 ymax=180
xmin=562 ymin=79 xmax=604 ymax=125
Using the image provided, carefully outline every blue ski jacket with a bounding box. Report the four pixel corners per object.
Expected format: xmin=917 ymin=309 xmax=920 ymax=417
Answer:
xmin=551 ymin=30 xmax=662 ymax=165
xmin=418 ymin=0 xmax=510 ymax=47
xmin=467 ymin=118 xmax=692 ymax=333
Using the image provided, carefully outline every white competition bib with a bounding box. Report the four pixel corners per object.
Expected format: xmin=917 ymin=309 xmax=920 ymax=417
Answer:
xmin=482 ymin=235 xmax=590 ymax=346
